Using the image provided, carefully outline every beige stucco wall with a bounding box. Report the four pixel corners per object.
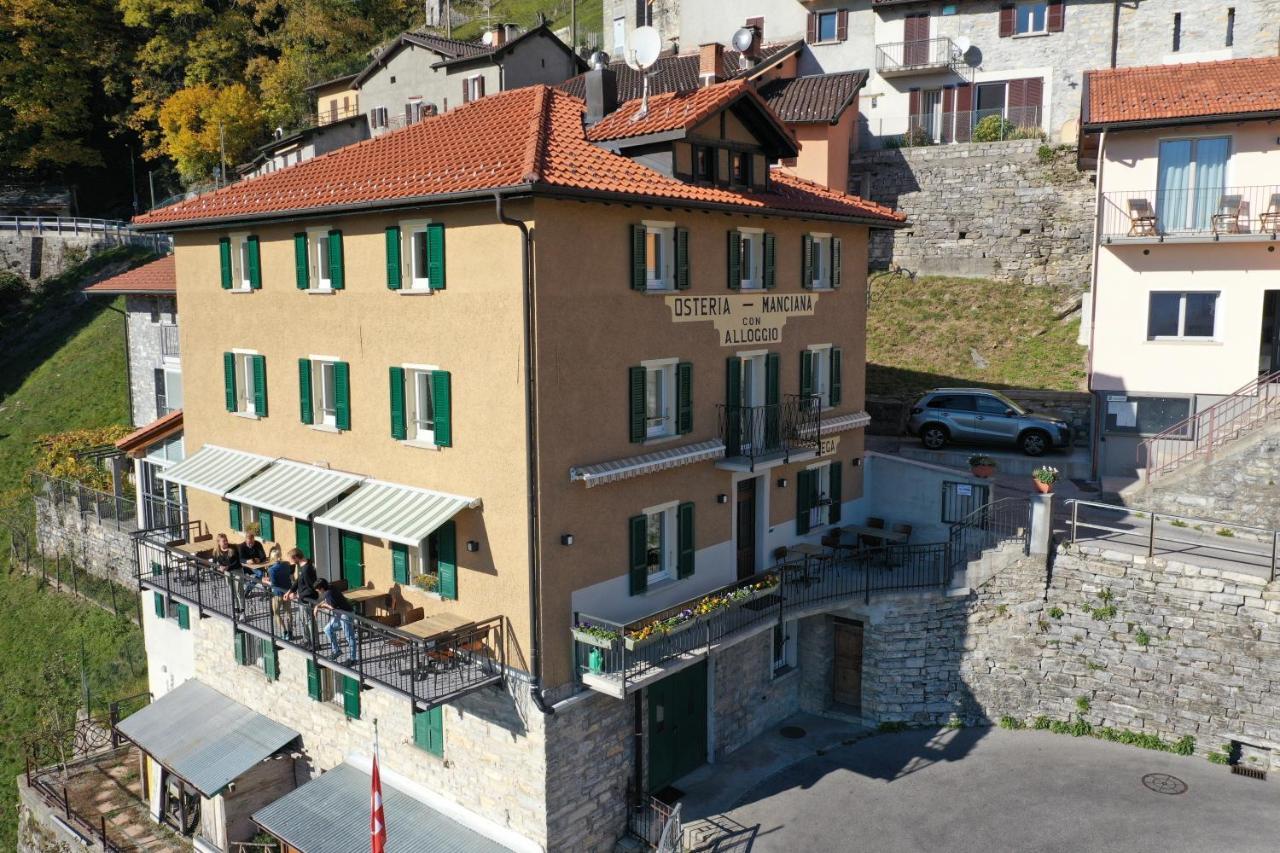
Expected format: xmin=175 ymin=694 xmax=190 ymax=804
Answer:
xmin=1099 ymin=120 xmax=1278 ymax=195
xmin=173 ymin=199 xmax=535 ymax=664
xmin=529 ymin=197 xmax=869 ymax=687
xmin=788 ymin=107 xmax=856 ymax=193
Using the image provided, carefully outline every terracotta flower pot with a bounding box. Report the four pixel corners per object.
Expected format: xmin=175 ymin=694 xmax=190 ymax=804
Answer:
xmin=1033 ymin=479 xmax=1053 ymax=494
xmin=971 ymin=464 xmax=996 ymax=478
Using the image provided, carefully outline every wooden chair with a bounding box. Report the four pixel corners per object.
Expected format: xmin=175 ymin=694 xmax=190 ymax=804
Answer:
xmin=1127 ymin=198 xmax=1158 ymax=236
xmin=1211 ymin=195 xmax=1248 ymax=234
xmin=859 ymin=517 xmax=886 ymax=549
xmin=371 ymin=612 xmax=402 ymax=628
xmin=403 ymin=606 xmax=425 ymax=625
xmin=892 ymin=522 xmax=914 ymax=543
xmin=1260 ymin=194 xmax=1280 ymax=233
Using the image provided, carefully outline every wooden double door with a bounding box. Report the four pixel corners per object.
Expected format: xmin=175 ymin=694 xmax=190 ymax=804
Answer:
xmin=647 ymin=661 xmax=708 ymax=793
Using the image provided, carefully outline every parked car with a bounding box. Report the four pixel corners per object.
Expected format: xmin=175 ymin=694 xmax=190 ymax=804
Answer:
xmin=906 ymin=388 xmax=1071 ymax=456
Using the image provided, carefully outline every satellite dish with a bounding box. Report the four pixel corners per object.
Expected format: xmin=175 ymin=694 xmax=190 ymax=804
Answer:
xmin=731 ymin=27 xmax=754 ymax=53
xmin=628 ymin=26 xmax=661 ymax=69
xmin=954 ymin=35 xmax=971 ymax=54
xmin=481 ymin=30 xmax=494 ymax=46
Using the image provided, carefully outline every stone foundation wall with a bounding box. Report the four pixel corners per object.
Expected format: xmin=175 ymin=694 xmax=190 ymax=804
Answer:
xmin=34 ymin=494 xmax=138 ymax=588
xmin=852 ymin=140 xmax=1095 ymax=292
xmin=712 ymin=628 xmax=802 ymax=759
xmin=16 ymin=775 xmax=89 ymax=853
xmin=1135 ymin=427 xmax=1280 ymax=530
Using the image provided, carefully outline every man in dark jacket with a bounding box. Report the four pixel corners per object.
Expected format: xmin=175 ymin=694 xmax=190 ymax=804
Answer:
xmin=314 ymin=578 xmax=358 ymax=665
xmin=284 ymin=548 xmax=319 ymax=643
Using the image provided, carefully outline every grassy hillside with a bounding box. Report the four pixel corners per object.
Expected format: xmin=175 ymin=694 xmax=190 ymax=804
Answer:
xmin=452 ymin=0 xmax=602 ymax=44
xmin=0 ymin=255 xmax=147 ymax=849
xmin=866 ymin=272 xmax=1087 ymax=400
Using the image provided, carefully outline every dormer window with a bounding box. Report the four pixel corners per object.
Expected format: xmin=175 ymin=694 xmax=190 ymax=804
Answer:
xmin=694 ymin=145 xmax=717 ymax=182
xmin=731 ymin=151 xmax=752 ymax=187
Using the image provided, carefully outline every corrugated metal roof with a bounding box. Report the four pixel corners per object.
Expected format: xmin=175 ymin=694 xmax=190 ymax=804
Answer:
xmin=569 ymin=439 xmax=726 ymax=488
xmin=115 ymin=681 xmax=299 ymax=796
xmin=253 ymin=762 xmax=507 ymax=853
xmin=224 ymin=460 xmax=365 ymax=519
xmin=158 ymin=444 xmax=273 ymax=495
xmin=312 ymin=481 xmax=478 ymax=547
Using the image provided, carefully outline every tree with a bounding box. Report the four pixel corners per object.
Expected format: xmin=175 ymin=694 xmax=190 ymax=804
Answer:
xmin=157 ymin=83 xmax=262 ymax=182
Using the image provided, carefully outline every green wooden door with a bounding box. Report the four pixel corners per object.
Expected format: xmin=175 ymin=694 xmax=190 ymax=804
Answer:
xmin=647 ymin=661 xmax=708 ymax=792
xmin=339 ymin=531 xmax=364 ymax=588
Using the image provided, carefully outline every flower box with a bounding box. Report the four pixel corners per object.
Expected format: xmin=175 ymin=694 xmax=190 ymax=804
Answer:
xmin=571 ymin=627 xmax=619 ymax=649
xmin=624 ymin=616 xmax=701 ymax=651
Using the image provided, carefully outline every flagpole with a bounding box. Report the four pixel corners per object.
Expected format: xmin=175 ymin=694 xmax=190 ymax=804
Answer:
xmin=371 ymin=718 xmax=386 ymax=853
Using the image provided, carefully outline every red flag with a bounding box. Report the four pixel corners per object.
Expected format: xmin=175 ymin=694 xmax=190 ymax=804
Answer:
xmin=371 ymin=755 xmax=387 ymax=853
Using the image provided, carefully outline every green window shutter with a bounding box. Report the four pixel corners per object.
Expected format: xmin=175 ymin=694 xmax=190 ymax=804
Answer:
xmin=765 ymin=353 xmax=781 ymax=449
xmin=263 ymin=641 xmax=279 ymax=681
xmin=726 ymin=231 xmax=741 ymax=290
xmin=724 ymin=356 xmax=742 ymax=457
xmin=830 ymin=348 xmax=842 ymax=406
xmin=223 ymin=352 xmax=237 ymax=412
xmin=298 ymin=358 xmax=313 ymax=425
xmin=327 ymin=230 xmax=345 ymax=290
xmin=388 ymin=367 xmax=407 ymax=440
xmin=800 ymin=351 xmax=814 ymax=400
xmin=675 ymin=227 xmax=690 ymax=290
xmin=295 ymin=518 xmax=313 ymax=560
xmin=246 ymin=235 xmax=262 ymax=289
xmin=414 ymin=706 xmax=444 ymax=757
xmin=252 ymin=355 xmax=268 ymax=417
xmin=234 ymin=629 xmax=248 ymax=665
xmin=630 ymin=224 xmax=646 ymax=291
xmin=796 ymin=469 xmax=812 ymax=535
xmin=153 ymin=591 xmax=166 ymax=618
xmin=342 ymin=674 xmax=361 ymax=719
xmin=258 ymin=511 xmax=274 ymax=542
xmin=828 ymin=462 xmax=843 ymax=524
xmin=385 ymin=226 xmax=402 ymax=290
xmin=219 ymin=237 xmax=233 ymax=289
xmin=676 ymin=361 xmax=693 ymax=435
xmin=228 ymin=500 xmax=242 ymax=532
xmin=426 ymin=223 xmax=446 ymax=290
xmin=391 ymin=542 xmax=409 ymax=585
xmin=294 ymin=233 xmax=310 ymax=289
xmin=431 ymin=370 xmax=452 ymax=447
xmin=176 ymin=603 xmax=190 ymax=630
xmin=831 ymin=237 xmax=842 ymax=289
xmin=677 ymin=501 xmax=695 ymax=579
xmin=628 ymin=366 xmax=645 ymax=443
xmin=801 ymin=234 xmax=813 ymax=289
xmin=628 ymin=514 xmax=648 ymax=595
xmin=150 ymin=561 xmax=162 ymax=577
xmin=436 ymin=521 xmax=457 ymax=600
xmin=763 ymin=232 xmax=776 ymax=289
xmin=306 ymin=659 xmax=322 ymax=700
xmin=334 ymin=361 xmax=351 ymax=431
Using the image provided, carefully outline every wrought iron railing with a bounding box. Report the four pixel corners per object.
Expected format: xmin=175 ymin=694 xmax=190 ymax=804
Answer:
xmin=134 ymin=528 xmax=506 ymax=709
xmin=628 ymin=790 xmax=683 ymax=852
xmin=34 ymin=472 xmax=137 ymax=532
xmin=718 ymin=394 xmax=821 ymax=469
xmin=1138 ymin=369 xmax=1280 ymax=482
xmin=875 ymin=37 xmax=964 ymax=74
xmin=1100 ymin=185 xmax=1280 ymax=241
xmin=947 ymin=497 xmax=1031 ymax=569
xmin=867 ymin=107 xmax=1042 ymax=148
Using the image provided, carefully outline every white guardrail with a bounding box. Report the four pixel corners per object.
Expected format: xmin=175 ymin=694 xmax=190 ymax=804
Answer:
xmin=0 ymin=216 xmax=172 ymax=250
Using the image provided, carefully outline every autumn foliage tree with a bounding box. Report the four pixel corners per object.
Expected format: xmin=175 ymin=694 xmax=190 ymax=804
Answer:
xmin=157 ymin=83 xmax=263 ymax=182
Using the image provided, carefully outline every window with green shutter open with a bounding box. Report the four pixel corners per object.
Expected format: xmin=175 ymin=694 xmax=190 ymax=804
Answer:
xmin=393 ymin=366 xmax=451 ymax=447
xmin=398 ymin=221 xmax=446 ymax=291
xmin=223 ymin=233 xmax=259 ymax=291
xmin=302 ymin=357 xmax=350 ymax=430
xmin=413 ymin=706 xmax=444 ymax=757
xmin=225 ymin=352 xmax=267 ymax=417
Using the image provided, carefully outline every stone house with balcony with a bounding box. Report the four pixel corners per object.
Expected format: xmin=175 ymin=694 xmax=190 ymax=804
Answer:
xmin=111 ymin=70 xmax=981 ymax=851
xmin=1083 ymin=55 xmax=1280 ymax=485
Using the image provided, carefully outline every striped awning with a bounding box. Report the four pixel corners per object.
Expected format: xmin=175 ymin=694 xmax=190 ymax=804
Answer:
xmin=313 ymin=481 xmax=479 ymax=547
xmin=806 ymin=411 xmax=872 ymax=435
xmin=569 ymin=439 xmax=725 ymax=488
xmin=224 ymin=460 xmax=365 ymax=519
xmin=158 ymin=444 xmax=273 ymax=495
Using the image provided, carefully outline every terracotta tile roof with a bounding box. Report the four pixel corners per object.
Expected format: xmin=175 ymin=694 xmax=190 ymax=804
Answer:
xmin=758 ymin=71 xmax=866 ymax=124
xmin=134 ymin=85 xmax=903 ymax=228
xmin=586 ymin=79 xmax=762 ymax=142
xmin=83 ymin=255 xmax=176 ymax=294
xmin=1085 ymin=56 xmax=1280 ymax=128
xmin=116 ymin=409 xmax=183 ymax=457
xmin=558 ymin=41 xmax=801 ymax=102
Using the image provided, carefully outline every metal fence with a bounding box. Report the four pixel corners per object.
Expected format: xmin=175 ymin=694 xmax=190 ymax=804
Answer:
xmin=719 ymin=394 xmax=822 ymax=469
xmin=159 ymin=324 xmax=180 ymax=358
xmin=628 ymin=792 xmax=683 ymax=852
xmin=34 ymin=472 xmax=137 ymax=532
xmin=875 ymin=37 xmax=963 ymax=74
xmin=1100 ymin=184 xmax=1280 ymax=241
xmin=867 ymin=107 xmax=1042 ymax=149
xmin=0 ymin=216 xmax=171 ymax=252
xmin=947 ymin=497 xmax=1031 ymax=567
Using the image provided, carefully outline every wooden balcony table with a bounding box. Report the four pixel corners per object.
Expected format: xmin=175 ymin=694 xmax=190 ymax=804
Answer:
xmin=344 ymin=586 xmax=390 ymax=616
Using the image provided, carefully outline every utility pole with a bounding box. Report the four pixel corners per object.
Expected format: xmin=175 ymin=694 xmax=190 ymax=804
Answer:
xmin=446 ymin=0 xmax=452 ymax=37
xmin=218 ymin=122 xmax=227 ymax=188
xmin=148 ymin=170 xmax=156 ymax=209
xmin=571 ymin=0 xmax=577 ymax=51
xmin=126 ymin=143 xmax=140 ymax=214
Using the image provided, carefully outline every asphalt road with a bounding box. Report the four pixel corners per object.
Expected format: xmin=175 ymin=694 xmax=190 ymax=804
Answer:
xmin=713 ymin=728 xmax=1279 ymax=853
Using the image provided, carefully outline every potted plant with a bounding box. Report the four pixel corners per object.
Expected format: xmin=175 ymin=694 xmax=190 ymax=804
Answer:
xmin=412 ymin=574 xmax=439 ymax=594
xmin=571 ymin=622 xmax=620 ymax=649
xmin=1032 ymin=465 xmax=1060 ymax=494
xmin=968 ymin=454 xmax=997 ymax=478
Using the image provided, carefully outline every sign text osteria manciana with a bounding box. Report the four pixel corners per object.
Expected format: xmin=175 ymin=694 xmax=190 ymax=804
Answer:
xmin=664 ymin=293 xmax=819 ymax=346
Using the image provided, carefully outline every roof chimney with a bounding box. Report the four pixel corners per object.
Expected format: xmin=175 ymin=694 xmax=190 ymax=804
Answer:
xmin=699 ymin=42 xmax=724 ymax=87
xmin=584 ymin=53 xmax=617 ymax=126
xmin=489 ymin=24 xmax=507 ymax=47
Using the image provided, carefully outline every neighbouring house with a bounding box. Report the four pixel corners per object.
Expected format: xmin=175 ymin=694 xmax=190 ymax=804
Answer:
xmin=1083 ymin=55 xmax=1280 ymax=484
xmin=123 ymin=73 xmax=907 ymax=852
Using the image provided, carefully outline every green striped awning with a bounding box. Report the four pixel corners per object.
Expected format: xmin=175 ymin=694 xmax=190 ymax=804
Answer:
xmin=158 ymin=444 xmax=274 ymax=495
xmin=313 ymin=480 xmax=479 ymax=547
xmin=224 ymin=460 xmax=364 ymax=519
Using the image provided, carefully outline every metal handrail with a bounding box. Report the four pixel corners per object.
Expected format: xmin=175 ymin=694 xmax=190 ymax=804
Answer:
xmin=1100 ymin=184 xmax=1280 ymax=241
xmin=33 ymin=471 xmax=138 ymax=531
xmin=718 ymin=394 xmax=821 ymax=469
xmin=946 ymin=497 xmax=1031 ymax=581
xmin=1064 ymin=498 xmax=1279 ymax=582
xmin=875 ymin=37 xmax=961 ymax=73
xmin=1138 ymin=369 xmax=1280 ymax=482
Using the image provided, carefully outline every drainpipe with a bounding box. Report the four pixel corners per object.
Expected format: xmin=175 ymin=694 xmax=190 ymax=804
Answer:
xmin=1109 ymin=0 xmax=1120 ymax=68
xmin=495 ymin=192 xmax=554 ymax=716
xmin=1085 ymin=129 xmax=1107 ymax=482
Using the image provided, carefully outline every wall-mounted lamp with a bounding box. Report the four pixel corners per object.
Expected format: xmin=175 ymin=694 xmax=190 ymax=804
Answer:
xmin=717 ymin=493 xmax=728 ymax=504
xmin=851 ymin=457 xmax=862 ymax=467
xmin=776 ymin=477 xmax=788 ymax=488
xmin=465 ymin=540 xmax=480 ymax=553
xmin=561 ymin=534 xmax=575 ymax=546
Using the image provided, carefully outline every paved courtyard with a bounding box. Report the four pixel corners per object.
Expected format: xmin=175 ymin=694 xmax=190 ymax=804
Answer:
xmin=700 ymin=727 xmax=1280 ymax=852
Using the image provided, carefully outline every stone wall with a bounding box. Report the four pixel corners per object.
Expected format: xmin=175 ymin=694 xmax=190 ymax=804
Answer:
xmin=34 ymin=492 xmax=138 ymax=588
xmin=852 ymin=140 xmax=1096 ymax=292
xmin=712 ymin=628 xmax=802 ymax=759
xmin=16 ymin=776 xmax=85 ymax=853
xmin=125 ymin=294 xmax=179 ymax=427
xmin=0 ymin=230 xmax=162 ymax=282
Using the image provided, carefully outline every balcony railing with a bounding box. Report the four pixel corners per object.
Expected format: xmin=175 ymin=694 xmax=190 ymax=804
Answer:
xmin=719 ymin=394 xmax=821 ymax=469
xmin=867 ymin=107 xmax=1042 ymax=149
xmin=875 ymin=37 xmax=964 ymax=76
xmin=317 ymin=104 xmax=362 ymax=126
xmin=159 ymin=324 xmax=179 ymax=359
xmin=134 ymin=525 xmax=505 ymax=710
xmin=34 ymin=472 xmax=137 ymax=532
xmin=1100 ymin=185 xmax=1280 ymax=242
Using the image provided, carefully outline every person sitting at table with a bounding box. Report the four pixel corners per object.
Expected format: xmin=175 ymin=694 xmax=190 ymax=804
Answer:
xmin=313 ymin=578 xmax=358 ymax=665
xmin=264 ymin=546 xmax=294 ymax=638
xmin=210 ymin=533 xmax=241 ymax=574
xmin=238 ymin=524 xmax=267 ymax=566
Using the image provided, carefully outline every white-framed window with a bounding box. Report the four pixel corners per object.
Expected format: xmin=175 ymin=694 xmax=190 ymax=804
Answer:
xmin=226 ymin=232 xmax=254 ymax=291
xmin=406 ymin=366 xmax=438 ymax=444
xmin=310 ymin=356 xmax=339 ymax=427
xmin=643 ymin=502 xmax=678 ymax=584
xmin=809 ymin=345 xmax=833 ymax=407
xmin=773 ymin=619 xmax=797 ymax=675
xmin=808 ymin=463 xmax=833 ymax=529
xmin=232 ymin=350 xmax=262 ymax=415
xmin=815 ymin=10 xmax=839 ymax=42
xmin=156 ymin=366 xmax=183 ymax=414
xmin=401 ymin=220 xmax=439 ymax=291
xmin=1015 ymin=1 xmax=1049 ymax=34
xmin=738 ymin=229 xmax=763 ymax=290
xmin=644 ymin=358 xmax=677 ymax=438
xmin=644 ymin=222 xmax=675 ymax=290
xmin=307 ymin=227 xmax=333 ymax=291
xmin=408 ymin=535 xmax=440 ymax=584
xmin=739 ymin=351 xmax=767 ymax=408
xmin=464 ymin=75 xmax=485 ymax=102
xmin=1147 ymin=291 xmax=1219 ymax=340
xmin=370 ymin=107 xmax=389 ymax=129
xmin=809 ymin=233 xmax=832 ymax=289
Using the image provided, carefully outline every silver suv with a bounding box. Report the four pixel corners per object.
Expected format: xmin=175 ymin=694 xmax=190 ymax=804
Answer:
xmin=906 ymin=388 xmax=1071 ymax=456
